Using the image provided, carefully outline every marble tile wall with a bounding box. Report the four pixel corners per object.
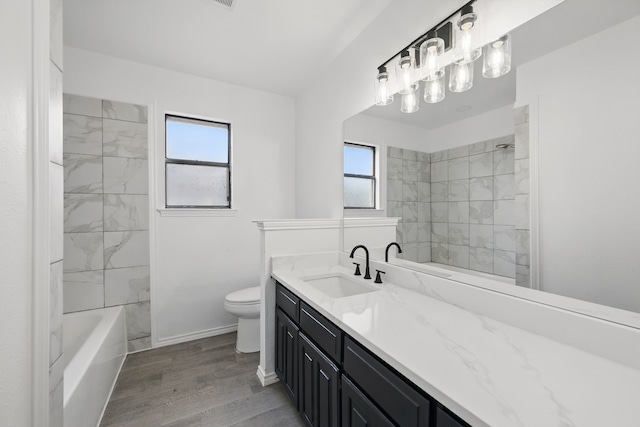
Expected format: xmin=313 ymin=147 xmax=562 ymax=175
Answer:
xmin=430 ymin=135 xmax=517 ymax=279
xmin=387 ymin=147 xmax=431 ymax=262
xmin=62 ymin=94 xmax=151 ymax=352
xmin=514 ymin=106 xmax=531 ymax=287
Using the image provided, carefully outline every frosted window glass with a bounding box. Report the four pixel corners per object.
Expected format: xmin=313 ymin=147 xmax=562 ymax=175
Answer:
xmin=344 ymin=145 xmax=374 ymax=175
xmin=166 ymin=117 xmax=228 ymax=163
xmin=344 ymin=177 xmax=374 ymax=208
xmin=166 ymin=164 xmax=229 ymax=207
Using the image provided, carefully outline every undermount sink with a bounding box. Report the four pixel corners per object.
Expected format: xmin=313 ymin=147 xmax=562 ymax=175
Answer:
xmin=302 ymin=273 xmax=379 ymax=298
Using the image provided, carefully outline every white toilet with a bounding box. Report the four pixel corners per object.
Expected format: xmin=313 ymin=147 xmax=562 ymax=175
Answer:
xmin=224 ymin=286 xmax=261 ymax=353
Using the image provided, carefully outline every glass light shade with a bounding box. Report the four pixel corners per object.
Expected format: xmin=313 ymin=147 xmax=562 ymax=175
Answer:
xmin=424 ymin=76 xmax=445 ymax=103
xmin=395 ymin=51 xmax=418 ymax=95
xmin=483 ymin=34 xmax=512 ymax=78
xmin=454 ymin=12 xmax=481 ymax=64
xmin=374 ymin=69 xmax=394 ymax=106
xmin=420 ymin=37 xmax=445 ymax=82
xmin=449 ymin=61 xmax=474 ymax=93
xmin=400 ymin=84 xmax=420 ymax=113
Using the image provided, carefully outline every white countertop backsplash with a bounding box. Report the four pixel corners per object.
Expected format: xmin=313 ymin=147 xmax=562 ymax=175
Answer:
xmin=271 ymin=252 xmax=640 ymax=427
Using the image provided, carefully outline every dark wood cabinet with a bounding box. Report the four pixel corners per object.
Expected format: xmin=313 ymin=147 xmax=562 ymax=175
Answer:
xmin=275 ymin=307 xmax=299 ymax=404
xmin=299 ymin=333 xmax=340 ymax=427
xmin=341 ymin=374 xmax=394 ymax=427
xmin=436 ymin=407 xmax=467 ymax=427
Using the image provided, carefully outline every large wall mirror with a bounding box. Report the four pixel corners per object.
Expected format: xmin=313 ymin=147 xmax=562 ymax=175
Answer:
xmin=343 ymin=0 xmax=640 ymax=324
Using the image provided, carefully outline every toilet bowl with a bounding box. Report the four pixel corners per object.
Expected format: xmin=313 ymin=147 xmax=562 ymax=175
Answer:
xmin=224 ymin=286 xmax=261 ymax=353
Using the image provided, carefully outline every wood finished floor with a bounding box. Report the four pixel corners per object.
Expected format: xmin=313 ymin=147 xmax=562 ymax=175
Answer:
xmin=100 ymin=332 xmax=304 ymax=427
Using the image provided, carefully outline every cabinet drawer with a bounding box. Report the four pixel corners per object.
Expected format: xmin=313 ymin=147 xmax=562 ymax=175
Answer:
xmin=299 ymin=301 xmax=342 ymax=363
xmin=343 ymin=337 xmax=431 ymax=427
xmin=342 ymin=374 xmax=394 ymax=427
xmin=276 ymin=282 xmax=300 ymax=323
xmin=436 ymin=407 xmax=469 ymax=427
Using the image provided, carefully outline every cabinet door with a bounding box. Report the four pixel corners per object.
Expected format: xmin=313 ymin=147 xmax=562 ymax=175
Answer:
xmin=342 ymin=375 xmax=394 ymax=427
xmin=275 ymin=308 xmax=299 ymax=405
xmin=299 ymin=333 xmax=340 ymax=427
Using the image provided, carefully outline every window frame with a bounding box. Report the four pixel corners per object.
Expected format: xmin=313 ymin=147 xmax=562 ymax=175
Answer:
xmin=164 ymin=114 xmax=232 ymax=209
xmin=344 ymin=141 xmax=377 ymax=210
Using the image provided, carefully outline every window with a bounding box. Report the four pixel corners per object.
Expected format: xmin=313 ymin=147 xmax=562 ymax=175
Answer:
xmin=344 ymin=142 xmax=376 ymax=209
xmin=165 ymin=115 xmax=231 ymax=208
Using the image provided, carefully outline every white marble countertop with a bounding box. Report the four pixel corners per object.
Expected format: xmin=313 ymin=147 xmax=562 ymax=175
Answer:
xmin=272 ymin=263 xmax=640 ymax=427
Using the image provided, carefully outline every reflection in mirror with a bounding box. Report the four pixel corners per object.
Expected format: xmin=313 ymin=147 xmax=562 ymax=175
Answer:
xmin=343 ymin=0 xmax=640 ymax=316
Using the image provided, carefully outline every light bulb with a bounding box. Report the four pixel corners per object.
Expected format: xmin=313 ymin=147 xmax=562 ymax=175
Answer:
xmin=483 ymin=34 xmax=511 ymax=78
xmin=454 ymin=7 xmax=481 ymax=64
xmin=395 ymin=50 xmax=417 ymax=95
xmin=449 ymin=61 xmax=474 ymax=93
xmin=424 ymin=76 xmax=445 ymax=103
xmin=401 ymin=84 xmax=420 ymax=113
xmin=374 ymin=67 xmax=394 ymax=106
xmin=420 ymin=33 xmax=445 ymax=82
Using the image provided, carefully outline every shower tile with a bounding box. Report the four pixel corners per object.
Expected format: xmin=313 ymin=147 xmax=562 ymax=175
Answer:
xmin=63 ymin=114 xmax=102 ymax=156
xmin=417 ymin=182 xmax=430 ymax=202
xmin=431 ymin=149 xmax=448 ymax=162
xmin=63 ymin=94 xmax=102 ymax=117
xmin=431 ymin=161 xmax=448 ymax=182
xmin=104 ymin=194 xmax=149 ymax=231
xmin=449 ymin=245 xmax=469 ymax=268
xmin=402 ymin=222 xmax=418 ymax=243
xmin=516 ymin=265 xmax=531 ymax=287
xmin=387 ymin=158 xmax=403 ymax=180
xmin=469 ymin=177 xmax=493 ymax=201
xmin=63 ymin=154 xmax=103 ymax=194
xmin=430 ymin=182 xmax=448 ymax=202
xmin=388 ymin=146 xmax=403 ymax=159
xmin=494 ymin=148 xmax=515 ymax=175
xmin=417 ymin=243 xmax=431 ymax=263
xmin=49 ymin=261 xmax=63 ymax=366
xmin=103 ymin=157 xmax=148 ymax=194
xmin=124 ymin=301 xmax=151 ymax=340
xmin=103 ymin=119 xmax=148 ymax=159
xmin=128 ymin=337 xmax=152 ymax=353
xmin=470 ymin=201 xmax=493 ymax=224
xmin=470 ymin=248 xmax=494 ymax=273
xmin=448 ymin=201 xmax=469 ymax=224
xmin=515 ymin=123 xmax=530 ymax=160
xmin=515 ymin=159 xmax=530 ymax=195
xmin=417 ymin=203 xmax=431 ymax=222
xmin=402 ymin=181 xmax=418 ymax=202
xmin=387 ymin=201 xmax=403 ymax=218
xmin=431 ymin=202 xmax=448 ymax=222
xmin=469 ymin=139 xmax=495 ymax=155
xmin=63 ymin=232 xmax=104 ymax=272
xmin=448 ymin=179 xmax=469 ymax=201
xmin=103 ymin=100 xmax=148 ymax=124
xmin=494 ymin=200 xmax=515 ymax=226
xmin=402 ymin=243 xmax=418 ymax=262
xmin=104 ymin=231 xmax=150 ymax=269
xmin=515 ymin=194 xmax=530 ymax=229
xmin=516 ymin=230 xmax=530 ymax=266
xmin=387 ymin=179 xmax=403 ymax=201
xmin=417 ymin=222 xmax=431 ymax=242
xmin=395 ymin=223 xmax=403 ymax=244
xmin=402 ymin=149 xmax=418 ymax=161
xmin=431 ymin=242 xmax=449 ymax=264
xmin=417 ymin=151 xmax=430 ymax=163
xmin=105 ymin=266 xmax=150 ymax=306
xmin=402 ymin=202 xmax=418 ymax=222
xmin=494 ymin=250 xmax=516 ymax=278
xmin=448 ymin=145 xmax=469 ymax=159
xmin=63 ymin=270 xmax=104 ymax=313
xmin=64 ymin=194 xmax=104 ymax=233
xmin=431 ymin=223 xmax=448 ymax=244
xmin=470 ymin=224 xmax=494 ymax=249
xmin=449 ymin=224 xmax=469 ymax=246
xmin=494 ymin=174 xmax=515 ymax=200
xmin=50 ymin=164 xmax=64 ymax=263
xmin=402 ymin=160 xmax=419 ymax=181
xmin=494 ymin=225 xmax=516 ymax=252
xmin=417 ymin=160 xmax=431 ymax=182
xmin=448 ymin=157 xmax=469 ymax=180
xmin=49 ymin=354 xmax=64 ymax=427
xmin=514 ymin=105 xmax=529 ymax=126
xmin=469 ymin=152 xmax=493 ymax=178
xmin=49 ymin=65 xmax=63 ymax=165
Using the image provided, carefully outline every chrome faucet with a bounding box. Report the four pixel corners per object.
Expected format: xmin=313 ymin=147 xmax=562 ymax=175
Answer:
xmin=349 ymin=245 xmax=371 ymax=279
xmin=385 ymin=242 xmax=403 ymax=262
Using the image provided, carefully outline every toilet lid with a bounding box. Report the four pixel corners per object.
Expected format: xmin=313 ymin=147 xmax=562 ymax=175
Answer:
xmin=226 ymin=286 xmax=260 ymax=304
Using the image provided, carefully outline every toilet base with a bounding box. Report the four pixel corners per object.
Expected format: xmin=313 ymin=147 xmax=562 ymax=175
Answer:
xmin=235 ymin=317 xmax=260 ymax=353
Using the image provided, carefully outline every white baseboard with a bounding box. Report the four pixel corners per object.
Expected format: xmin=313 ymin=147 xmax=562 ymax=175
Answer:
xmin=154 ymin=324 xmax=238 ymax=349
xmin=257 ymin=365 xmax=279 ymax=386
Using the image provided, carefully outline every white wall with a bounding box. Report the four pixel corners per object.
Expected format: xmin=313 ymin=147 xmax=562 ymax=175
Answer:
xmin=0 ymin=0 xmax=34 ymax=424
xmin=64 ymin=47 xmax=296 ymax=344
xmin=516 ymin=15 xmax=640 ymax=312
xmin=294 ymin=0 xmax=562 ymax=218
xmin=344 ymin=113 xmax=430 ymax=152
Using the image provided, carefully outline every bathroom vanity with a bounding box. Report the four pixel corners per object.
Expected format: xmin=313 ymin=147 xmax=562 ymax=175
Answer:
xmin=270 ymin=252 xmax=640 ymax=427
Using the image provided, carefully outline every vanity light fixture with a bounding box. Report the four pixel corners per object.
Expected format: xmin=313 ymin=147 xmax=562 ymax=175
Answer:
xmin=373 ymin=0 xmax=512 ymax=114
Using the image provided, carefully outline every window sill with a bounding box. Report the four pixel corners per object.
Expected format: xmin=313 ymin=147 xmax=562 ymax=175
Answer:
xmin=343 ymin=209 xmax=385 ymax=218
xmin=158 ymin=208 xmax=237 ymax=217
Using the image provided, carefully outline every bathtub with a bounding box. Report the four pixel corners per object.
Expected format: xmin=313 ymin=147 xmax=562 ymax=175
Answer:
xmin=63 ymin=306 xmax=127 ymax=427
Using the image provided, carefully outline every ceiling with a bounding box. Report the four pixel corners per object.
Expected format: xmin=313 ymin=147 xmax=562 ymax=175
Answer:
xmin=361 ymin=0 xmax=640 ymax=130
xmin=63 ymin=0 xmax=393 ymax=96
